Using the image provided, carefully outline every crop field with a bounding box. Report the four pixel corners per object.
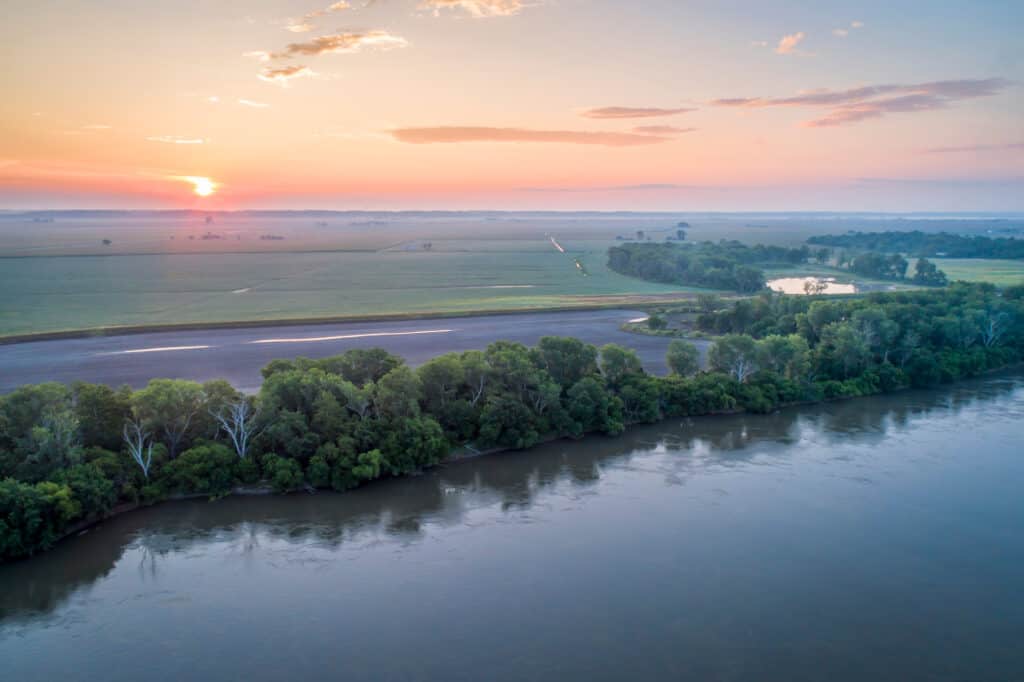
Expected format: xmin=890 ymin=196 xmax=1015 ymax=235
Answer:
xmin=928 ymin=259 xmax=1024 ymax=286
xmin=0 ymin=241 xmax=705 ymax=336
xmin=2 ymin=212 xmax=1021 ymax=336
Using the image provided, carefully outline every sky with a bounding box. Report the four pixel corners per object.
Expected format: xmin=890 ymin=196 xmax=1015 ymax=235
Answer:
xmin=1 ymin=0 xmax=1022 ymax=211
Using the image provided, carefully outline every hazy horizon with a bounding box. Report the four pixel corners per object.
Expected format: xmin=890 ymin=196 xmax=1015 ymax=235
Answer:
xmin=3 ymin=1 xmax=1022 ymax=212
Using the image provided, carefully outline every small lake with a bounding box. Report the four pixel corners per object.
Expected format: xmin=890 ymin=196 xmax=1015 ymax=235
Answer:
xmin=768 ymin=276 xmax=858 ymax=295
xmin=2 ymin=375 xmax=1024 ymax=681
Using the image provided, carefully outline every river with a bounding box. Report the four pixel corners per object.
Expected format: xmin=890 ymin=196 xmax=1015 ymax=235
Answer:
xmin=2 ymin=375 xmax=1023 ymax=681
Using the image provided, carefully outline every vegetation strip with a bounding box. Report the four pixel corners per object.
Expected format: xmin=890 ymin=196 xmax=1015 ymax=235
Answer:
xmin=2 ymin=283 xmax=1022 ymax=562
xmin=808 ymin=231 xmax=1024 ymax=260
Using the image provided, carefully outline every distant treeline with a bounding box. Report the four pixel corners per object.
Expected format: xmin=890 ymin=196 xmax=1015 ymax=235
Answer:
xmin=3 ymin=283 xmax=1023 ymax=561
xmin=608 ymin=241 xmax=809 ymax=292
xmin=808 ymin=231 xmax=1024 ymax=260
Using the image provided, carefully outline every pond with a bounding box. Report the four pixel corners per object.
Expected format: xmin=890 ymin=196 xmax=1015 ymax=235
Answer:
xmin=767 ymin=276 xmax=858 ymax=295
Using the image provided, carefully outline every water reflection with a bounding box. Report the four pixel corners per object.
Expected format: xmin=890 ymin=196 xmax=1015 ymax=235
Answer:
xmin=767 ymin=276 xmax=857 ymax=295
xmin=1 ymin=374 xmax=1021 ymax=626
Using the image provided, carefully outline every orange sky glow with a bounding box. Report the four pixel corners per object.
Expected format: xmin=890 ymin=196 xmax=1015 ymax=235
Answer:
xmin=1 ymin=0 xmax=1022 ymax=210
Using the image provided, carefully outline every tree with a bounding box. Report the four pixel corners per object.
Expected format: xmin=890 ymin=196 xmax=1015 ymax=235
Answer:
xmin=72 ymin=382 xmax=131 ymax=451
xmin=852 ymin=308 xmax=900 ymax=361
xmin=912 ymin=258 xmax=948 ymax=286
xmin=373 ymin=366 xmax=422 ymax=420
xmin=417 ymin=354 xmax=465 ymax=412
xmin=697 ymin=294 xmax=723 ymax=313
xmin=478 ymin=396 xmax=540 ymax=449
xmin=532 ymin=337 xmax=598 ymax=389
xmin=319 ymin=348 xmax=404 ymax=386
xmin=755 ymin=335 xmax=810 ymax=381
xmin=599 ymin=344 xmax=644 ymax=387
xmin=211 ymin=398 xmax=262 ymax=460
xmin=646 ymin=314 xmax=668 ymax=331
xmin=459 ymin=350 xmax=490 ymax=406
xmin=980 ymin=308 xmax=1011 ymax=348
xmin=123 ymin=419 xmax=154 ymax=479
xmin=131 ymin=379 xmax=203 ymax=459
xmin=164 ymin=443 xmax=238 ymax=496
xmin=666 ymin=340 xmax=700 ymax=376
xmin=708 ymin=334 xmax=759 ymax=383
xmin=565 ymin=378 xmax=624 ymax=437
xmin=803 ymin=279 xmax=828 ymax=295
xmin=816 ymin=322 xmax=871 ymax=379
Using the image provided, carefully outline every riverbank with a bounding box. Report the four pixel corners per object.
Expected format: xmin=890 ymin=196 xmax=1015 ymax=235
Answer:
xmin=23 ymin=363 xmax=1024 ymax=562
xmin=3 ymin=283 xmax=1021 ymax=563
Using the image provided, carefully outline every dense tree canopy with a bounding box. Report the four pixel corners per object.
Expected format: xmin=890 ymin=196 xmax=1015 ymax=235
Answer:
xmin=808 ymin=231 xmax=1024 ymax=260
xmin=2 ymin=283 xmax=1022 ymax=561
xmin=607 ymin=240 xmax=809 ymax=292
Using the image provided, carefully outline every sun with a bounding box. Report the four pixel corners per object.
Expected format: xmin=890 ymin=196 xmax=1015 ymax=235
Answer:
xmin=181 ymin=176 xmax=217 ymax=197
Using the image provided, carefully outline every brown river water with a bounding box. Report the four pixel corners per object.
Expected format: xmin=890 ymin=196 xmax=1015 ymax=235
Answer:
xmin=2 ymin=374 xmax=1023 ymax=681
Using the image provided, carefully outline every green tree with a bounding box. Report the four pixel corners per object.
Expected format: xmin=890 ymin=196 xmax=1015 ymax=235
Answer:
xmin=565 ymin=377 xmax=624 ymax=437
xmin=646 ymin=314 xmax=668 ymax=331
xmin=755 ymin=335 xmax=810 ymax=381
xmin=162 ymin=443 xmax=238 ymax=497
xmin=319 ymin=348 xmax=404 ymax=386
xmin=708 ymin=334 xmax=759 ymax=383
xmin=666 ymin=340 xmax=700 ymax=376
xmin=72 ymin=382 xmax=131 ymax=451
xmin=532 ymin=337 xmax=598 ymax=389
xmin=912 ymin=258 xmax=948 ymax=286
xmin=373 ymin=366 xmax=422 ymax=420
xmin=417 ymin=354 xmax=465 ymax=412
xmin=478 ymin=396 xmax=540 ymax=449
xmin=599 ymin=344 xmax=644 ymax=387
xmin=131 ymin=379 xmax=204 ymax=459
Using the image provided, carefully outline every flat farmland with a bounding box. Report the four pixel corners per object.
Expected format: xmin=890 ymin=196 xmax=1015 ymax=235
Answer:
xmin=4 ymin=212 xmax=1021 ymax=336
xmin=928 ymin=258 xmax=1024 ymax=286
xmin=0 ymin=246 xmax=702 ymax=336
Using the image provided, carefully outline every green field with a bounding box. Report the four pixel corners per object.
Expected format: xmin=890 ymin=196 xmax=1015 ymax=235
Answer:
xmin=929 ymin=259 xmax=1024 ymax=286
xmin=3 ymin=212 xmax=1022 ymax=336
xmin=0 ymin=245 xmax=708 ymax=336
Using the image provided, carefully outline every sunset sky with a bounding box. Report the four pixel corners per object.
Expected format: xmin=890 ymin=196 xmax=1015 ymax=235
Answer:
xmin=2 ymin=0 xmax=1022 ymax=211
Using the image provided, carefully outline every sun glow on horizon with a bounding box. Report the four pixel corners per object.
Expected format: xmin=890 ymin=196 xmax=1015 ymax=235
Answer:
xmin=180 ymin=176 xmax=217 ymax=197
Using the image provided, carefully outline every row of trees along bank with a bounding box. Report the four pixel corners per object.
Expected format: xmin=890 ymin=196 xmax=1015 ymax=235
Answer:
xmin=2 ymin=283 xmax=1023 ymax=561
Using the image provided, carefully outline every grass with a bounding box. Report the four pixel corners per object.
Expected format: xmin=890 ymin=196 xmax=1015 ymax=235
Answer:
xmin=0 ymin=246 xmax=712 ymax=336
xmin=4 ymin=212 xmax=1020 ymax=337
xmin=929 ymin=259 xmax=1024 ymax=286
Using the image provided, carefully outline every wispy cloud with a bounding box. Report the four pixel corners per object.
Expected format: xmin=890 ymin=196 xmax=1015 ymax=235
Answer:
xmin=833 ymin=20 xmax=865 ymax=38
xmin=285 ymin=1 xmax=352 ymax=32
xmin=775 ymin=31 xmax=807 ymax=55
xmin=244 ymin=50 xmax=273 ymax=62
xmin=925 ymin=141 xmax=1024 ymax=153
xmin=147 ymin=136 xmax=205 ymax=145
xmin=81 ymin=124 xmax=113 ymax=130
xmin=631 ymin=125 xmax=696 ymax=135
xmin=258 ymin=65 xmax=318 ymax=86
xmin=419 ymin=0 xmax=531 ymax=18
xmin=388 ymin=126 xmax=671 ymax=146
xmin=270 ymin=31 xmax=408 ymax=58
xmin=519 ymin=183 xmax=717 ymax=192
xmin=238 ymin=99 xmax=270 ymax=108
xmin=580 ymin=106 xmax=696 ymax=119
xmin=712 ymin=78 xmax=1013 ymax=127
